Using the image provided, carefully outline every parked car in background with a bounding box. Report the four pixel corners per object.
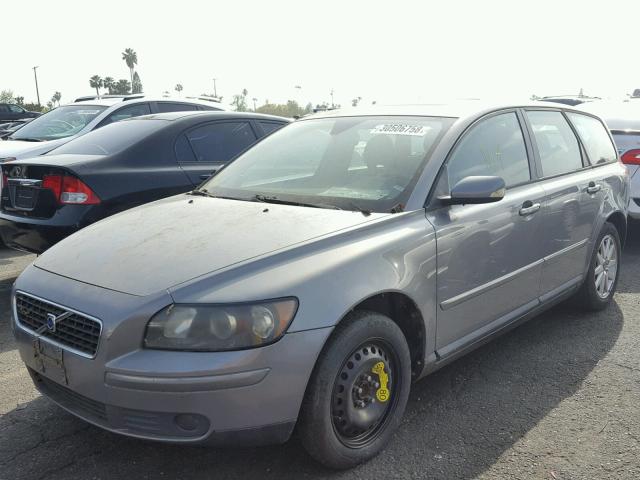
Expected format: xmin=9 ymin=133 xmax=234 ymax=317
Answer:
xmin=579 ymin=101 xmax=640 ymax=219
xmin=0 ymin=111 xmax=288 ymax=252
xmin=0 ymin=118 xmax=33 ymax=140
xmin=0 ymin=97 xmax=226 ymax=161
xmin=0 ymin=103 xmax=41 ymax=123
xmin=539 ymin=95 xmax=601 ymax=106
xmin=11 ymin=102 xmax=627 ymax=468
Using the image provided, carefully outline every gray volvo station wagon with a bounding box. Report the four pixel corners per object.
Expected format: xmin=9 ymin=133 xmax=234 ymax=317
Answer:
xmin=12 ymin=102 xmax=628 ymax=468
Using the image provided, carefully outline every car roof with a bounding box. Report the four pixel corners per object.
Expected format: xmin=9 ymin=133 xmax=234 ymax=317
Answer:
xmin=70 ymin=96 xmax=229 ymax=110
xmin=125 ymin=111 xmax=291 ymax=123
xmin=303 ymin=101 xmax=592 ymax=122
xmin=577 ymin=100 xmax=640 ymax=131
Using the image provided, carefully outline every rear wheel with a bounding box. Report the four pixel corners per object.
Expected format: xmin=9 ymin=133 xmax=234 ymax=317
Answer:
xmin=298 ymin=311 xmax=411 ymax=469
xmin=575 ymin=222 xmax=621 ymax=310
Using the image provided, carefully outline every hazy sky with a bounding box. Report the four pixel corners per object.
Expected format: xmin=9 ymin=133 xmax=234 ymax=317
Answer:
xmin=4 ymin=0 xmax=639 ymax=108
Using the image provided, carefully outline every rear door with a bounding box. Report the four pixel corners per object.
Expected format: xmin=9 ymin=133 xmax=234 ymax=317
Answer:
xmin=427 ymin=110 xmax=546 ymax=355
xmin=176 ymin=120 xmax=259 ymax=185
xmin=523 ymin=109 xmax=605 ymax=297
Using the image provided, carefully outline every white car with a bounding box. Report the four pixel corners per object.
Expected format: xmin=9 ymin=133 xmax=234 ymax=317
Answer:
xmin=0 ymin=96 xmax=225 ymax=161
xmin=579 ymin=101 xmax=640 ymax=219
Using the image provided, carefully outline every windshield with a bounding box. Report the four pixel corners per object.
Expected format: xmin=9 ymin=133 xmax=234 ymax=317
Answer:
xmin=9 ymin=104 xmax=107 ymax=141
xmin=203 ymin=115 xmax=454 ymax=213
xmin=50 ymin=118 xmax=164 ymax=156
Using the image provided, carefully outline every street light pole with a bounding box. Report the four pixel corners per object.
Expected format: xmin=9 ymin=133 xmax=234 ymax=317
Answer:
xmin=330 ymin=88 xmax=334 ymax=108
xmin=33 ymin=66 xmax=41 ymax=107
xmin=212 ymin=78 xmax=217 ymax=99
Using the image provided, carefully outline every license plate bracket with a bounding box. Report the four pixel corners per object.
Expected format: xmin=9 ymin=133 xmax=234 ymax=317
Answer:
xmin=33 ymin=338 xmax=69 ymax=385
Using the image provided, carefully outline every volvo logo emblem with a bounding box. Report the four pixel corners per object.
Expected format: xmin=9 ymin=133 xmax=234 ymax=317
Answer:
xmin=46 ymin=313 xmax=57 ymax=332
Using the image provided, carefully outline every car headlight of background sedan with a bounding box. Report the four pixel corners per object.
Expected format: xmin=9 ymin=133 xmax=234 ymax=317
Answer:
xmin=144 ymin=298 xmax=298 ymax=351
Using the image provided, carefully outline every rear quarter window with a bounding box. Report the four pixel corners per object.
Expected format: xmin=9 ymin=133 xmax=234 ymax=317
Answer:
xmin=567 ymin=113 xmax=617 ymax=165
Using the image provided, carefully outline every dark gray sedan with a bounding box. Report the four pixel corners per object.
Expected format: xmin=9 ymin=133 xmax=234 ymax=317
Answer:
xmin=11 ymin=102 xmax=628 ymax=469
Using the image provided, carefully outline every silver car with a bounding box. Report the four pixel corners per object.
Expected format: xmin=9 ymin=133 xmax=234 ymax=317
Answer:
xmin=11 ymin=102 xmax=628 ymax=469
xmin=578 ymin=101 xmax=640 ymax=219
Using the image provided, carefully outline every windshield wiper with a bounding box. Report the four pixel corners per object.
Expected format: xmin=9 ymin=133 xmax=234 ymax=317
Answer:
xmin=187 ymin=189 xmax=245 ymax=201
xmin=348 ymin=202 xmax=372 ymax=216
xmin=252 ymin=194 xmax=341 ymax=210
xmin=7 ymin=137 xmax=44 ymax=142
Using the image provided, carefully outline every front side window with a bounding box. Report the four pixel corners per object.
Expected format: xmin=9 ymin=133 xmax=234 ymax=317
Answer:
xmin=186 ymin=122 xmax=257 ymax=163
xmin=8 ymin=105 xmax=24 ymax=113
xmin=444 ymin=112 xmax=530 ymax=190
xmin=526 ymin=111 xmax=583 ymax=177
xmin=567 ymin=113 xmax=617 ymax=165
xmin=99 ymin=103 xmax=152 ymax=127
xmin=203 ymin=116 xmax=454 ymax=212
xmin=9 ymin=105 xmax=107 ymax=140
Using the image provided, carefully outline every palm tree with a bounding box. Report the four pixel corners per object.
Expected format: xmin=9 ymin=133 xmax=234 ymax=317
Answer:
xmin=103 ymin=77 xmax=115 ymax=95
xmin=53 ymin=91 xmax=62 ymax=106
xmin=175 ymin=84 xmax=183 ymax=95
xmin=89 ymin=75 xmax=103 ymax=96
xmin=121 ymin=48 xmax=138 ymax=87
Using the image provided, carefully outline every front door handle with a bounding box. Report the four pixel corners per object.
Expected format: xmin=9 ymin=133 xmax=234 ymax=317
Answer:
xmin=586 ymin=182 xmax=602 ymax=194
xmin=519 ymin=201 xmax=541 ymax=216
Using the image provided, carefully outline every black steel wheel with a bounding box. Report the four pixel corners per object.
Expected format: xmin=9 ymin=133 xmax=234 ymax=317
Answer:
xmin=298 ymin=311 xmax=412 ymax=469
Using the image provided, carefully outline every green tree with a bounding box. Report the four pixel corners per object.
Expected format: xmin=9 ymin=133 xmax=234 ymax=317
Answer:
xmin=175 ymin=83 xmax=183 ymax=94
xmin=132 ymin=72 xmax=143 ymax=94
xmin=103 ymin=77 xmax=115 ymax=94
xmin=89 ymin=75 xmax=103 ymax=96
xmin=121 ymin=48 xmax=138 ymax=87
xmin=231 ymin=88 xmax=249 ymax=112
xmin=15 ymin=96 xmax=24 ymax=106
xmin=256 ymin=99 xmax=307 ymax=118
xmin=0 ymin=90 xmax=14 ymax=103
xmin=52 ymin=91 xmax=62 ymax=106
xmin=112 ymin=79 xmax=131 ymax=95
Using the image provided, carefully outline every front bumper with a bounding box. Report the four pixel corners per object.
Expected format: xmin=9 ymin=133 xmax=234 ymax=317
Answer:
xmin=13 ymin=266 xmax=332 ymax=445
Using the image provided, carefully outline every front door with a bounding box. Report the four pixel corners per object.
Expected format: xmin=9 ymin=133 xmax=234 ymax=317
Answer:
xmin=426 ymin=111 xmax=545 ymax=356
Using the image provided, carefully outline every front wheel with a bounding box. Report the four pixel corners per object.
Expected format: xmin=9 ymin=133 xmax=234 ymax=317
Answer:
xmin=298 ymin=311 xmax=412 ymax=469
xmin=575 ymin=222 xmax=621 ymax=310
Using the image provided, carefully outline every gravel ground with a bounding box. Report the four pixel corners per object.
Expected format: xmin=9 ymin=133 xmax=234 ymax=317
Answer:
xmin=1 ymin=227 xmax=639 ymax=480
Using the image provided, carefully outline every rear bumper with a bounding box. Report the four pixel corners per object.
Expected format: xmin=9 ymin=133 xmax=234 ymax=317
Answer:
xmin=0 ymin=204 xmax=94 ymax=252
xmin=0 ymin=217 xmax=77 ymax=252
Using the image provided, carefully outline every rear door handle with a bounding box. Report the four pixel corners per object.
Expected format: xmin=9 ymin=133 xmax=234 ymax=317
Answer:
xmin=586 ymin=182 xmax=602 ymax=194
xmin=519 ymin=201 xmax=541 ymax=216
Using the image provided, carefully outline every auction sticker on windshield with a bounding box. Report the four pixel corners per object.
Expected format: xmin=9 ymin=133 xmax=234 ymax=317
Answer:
xmin=370 ymin=124 xmax=429 ymax=136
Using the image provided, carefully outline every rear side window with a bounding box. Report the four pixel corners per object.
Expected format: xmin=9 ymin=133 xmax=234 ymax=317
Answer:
xmin=156 ymin=102 xmax=200 ymax=113
xmin=99 ymin=103 xmax=151 ymax=127
xmin=567 ymin=113 xmax=617 ymax=165
xmin=445 ymin=112 xmax=530 ymax=189
xmin=185 ymin=122 xmax=257 ymax=163
xmin=0 ymin=105 xmax=8 ymax=112
xmin=259 ymin=121 xmax=285 ymax=135
xmin=526 ymin=111 xmax=583 ymax=177
xmin=8 ymin=105 xmax=23 ymax=113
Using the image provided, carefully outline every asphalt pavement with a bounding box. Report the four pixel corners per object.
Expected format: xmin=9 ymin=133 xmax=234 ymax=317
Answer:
xmin=1 ymin=228 xmax=639 ymax=480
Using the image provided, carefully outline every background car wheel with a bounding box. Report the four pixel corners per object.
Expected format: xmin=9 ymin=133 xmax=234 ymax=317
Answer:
xmin=298 ymin=310 xmax=411 ymax=469
xmin=575 ymin=222 xmax=621 ymax=311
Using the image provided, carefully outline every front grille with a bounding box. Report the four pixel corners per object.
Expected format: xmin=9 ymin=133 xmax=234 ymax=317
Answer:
xmin=36 ymin=373 xmax=107 ymax=422
xmin=15 ymin=292 xmax=101 ymax=357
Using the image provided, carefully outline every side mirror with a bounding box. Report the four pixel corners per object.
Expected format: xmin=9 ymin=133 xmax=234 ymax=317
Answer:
xmin=440 ymin=175 xmax=506 ymax=205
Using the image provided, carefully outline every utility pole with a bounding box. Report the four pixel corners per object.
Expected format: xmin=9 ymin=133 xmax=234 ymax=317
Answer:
xmin=252 ymin=97 xmax=257 ymax=111
xmin=33 ymin=66 xmax=41 ymax=107
xmin=330 ymin=88 xmax=334 ymax=108
xmin=212 ymin=78 xmax=218 ymax=98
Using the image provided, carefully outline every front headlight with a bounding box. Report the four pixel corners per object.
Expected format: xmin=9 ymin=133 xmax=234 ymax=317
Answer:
xmin=144 ymin=298 xmax=298 ymax=351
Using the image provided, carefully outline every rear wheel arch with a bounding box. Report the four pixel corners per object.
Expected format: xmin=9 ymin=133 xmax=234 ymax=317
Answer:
xmin=606 ymin=211 xmax=627 ymax=248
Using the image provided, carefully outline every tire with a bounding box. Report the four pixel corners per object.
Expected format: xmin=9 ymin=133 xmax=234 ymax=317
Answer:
xmin=298 ymin=310 xmax=412 ymax=469
xmin=575 ymin=222 xmax=621 ymax=311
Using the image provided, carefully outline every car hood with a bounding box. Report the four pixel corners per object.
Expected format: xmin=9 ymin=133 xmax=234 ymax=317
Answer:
xmin=0 ymin=137 xmax=70 ymax=159
xmin=34 ymin=195 xmax=386 ymax=296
